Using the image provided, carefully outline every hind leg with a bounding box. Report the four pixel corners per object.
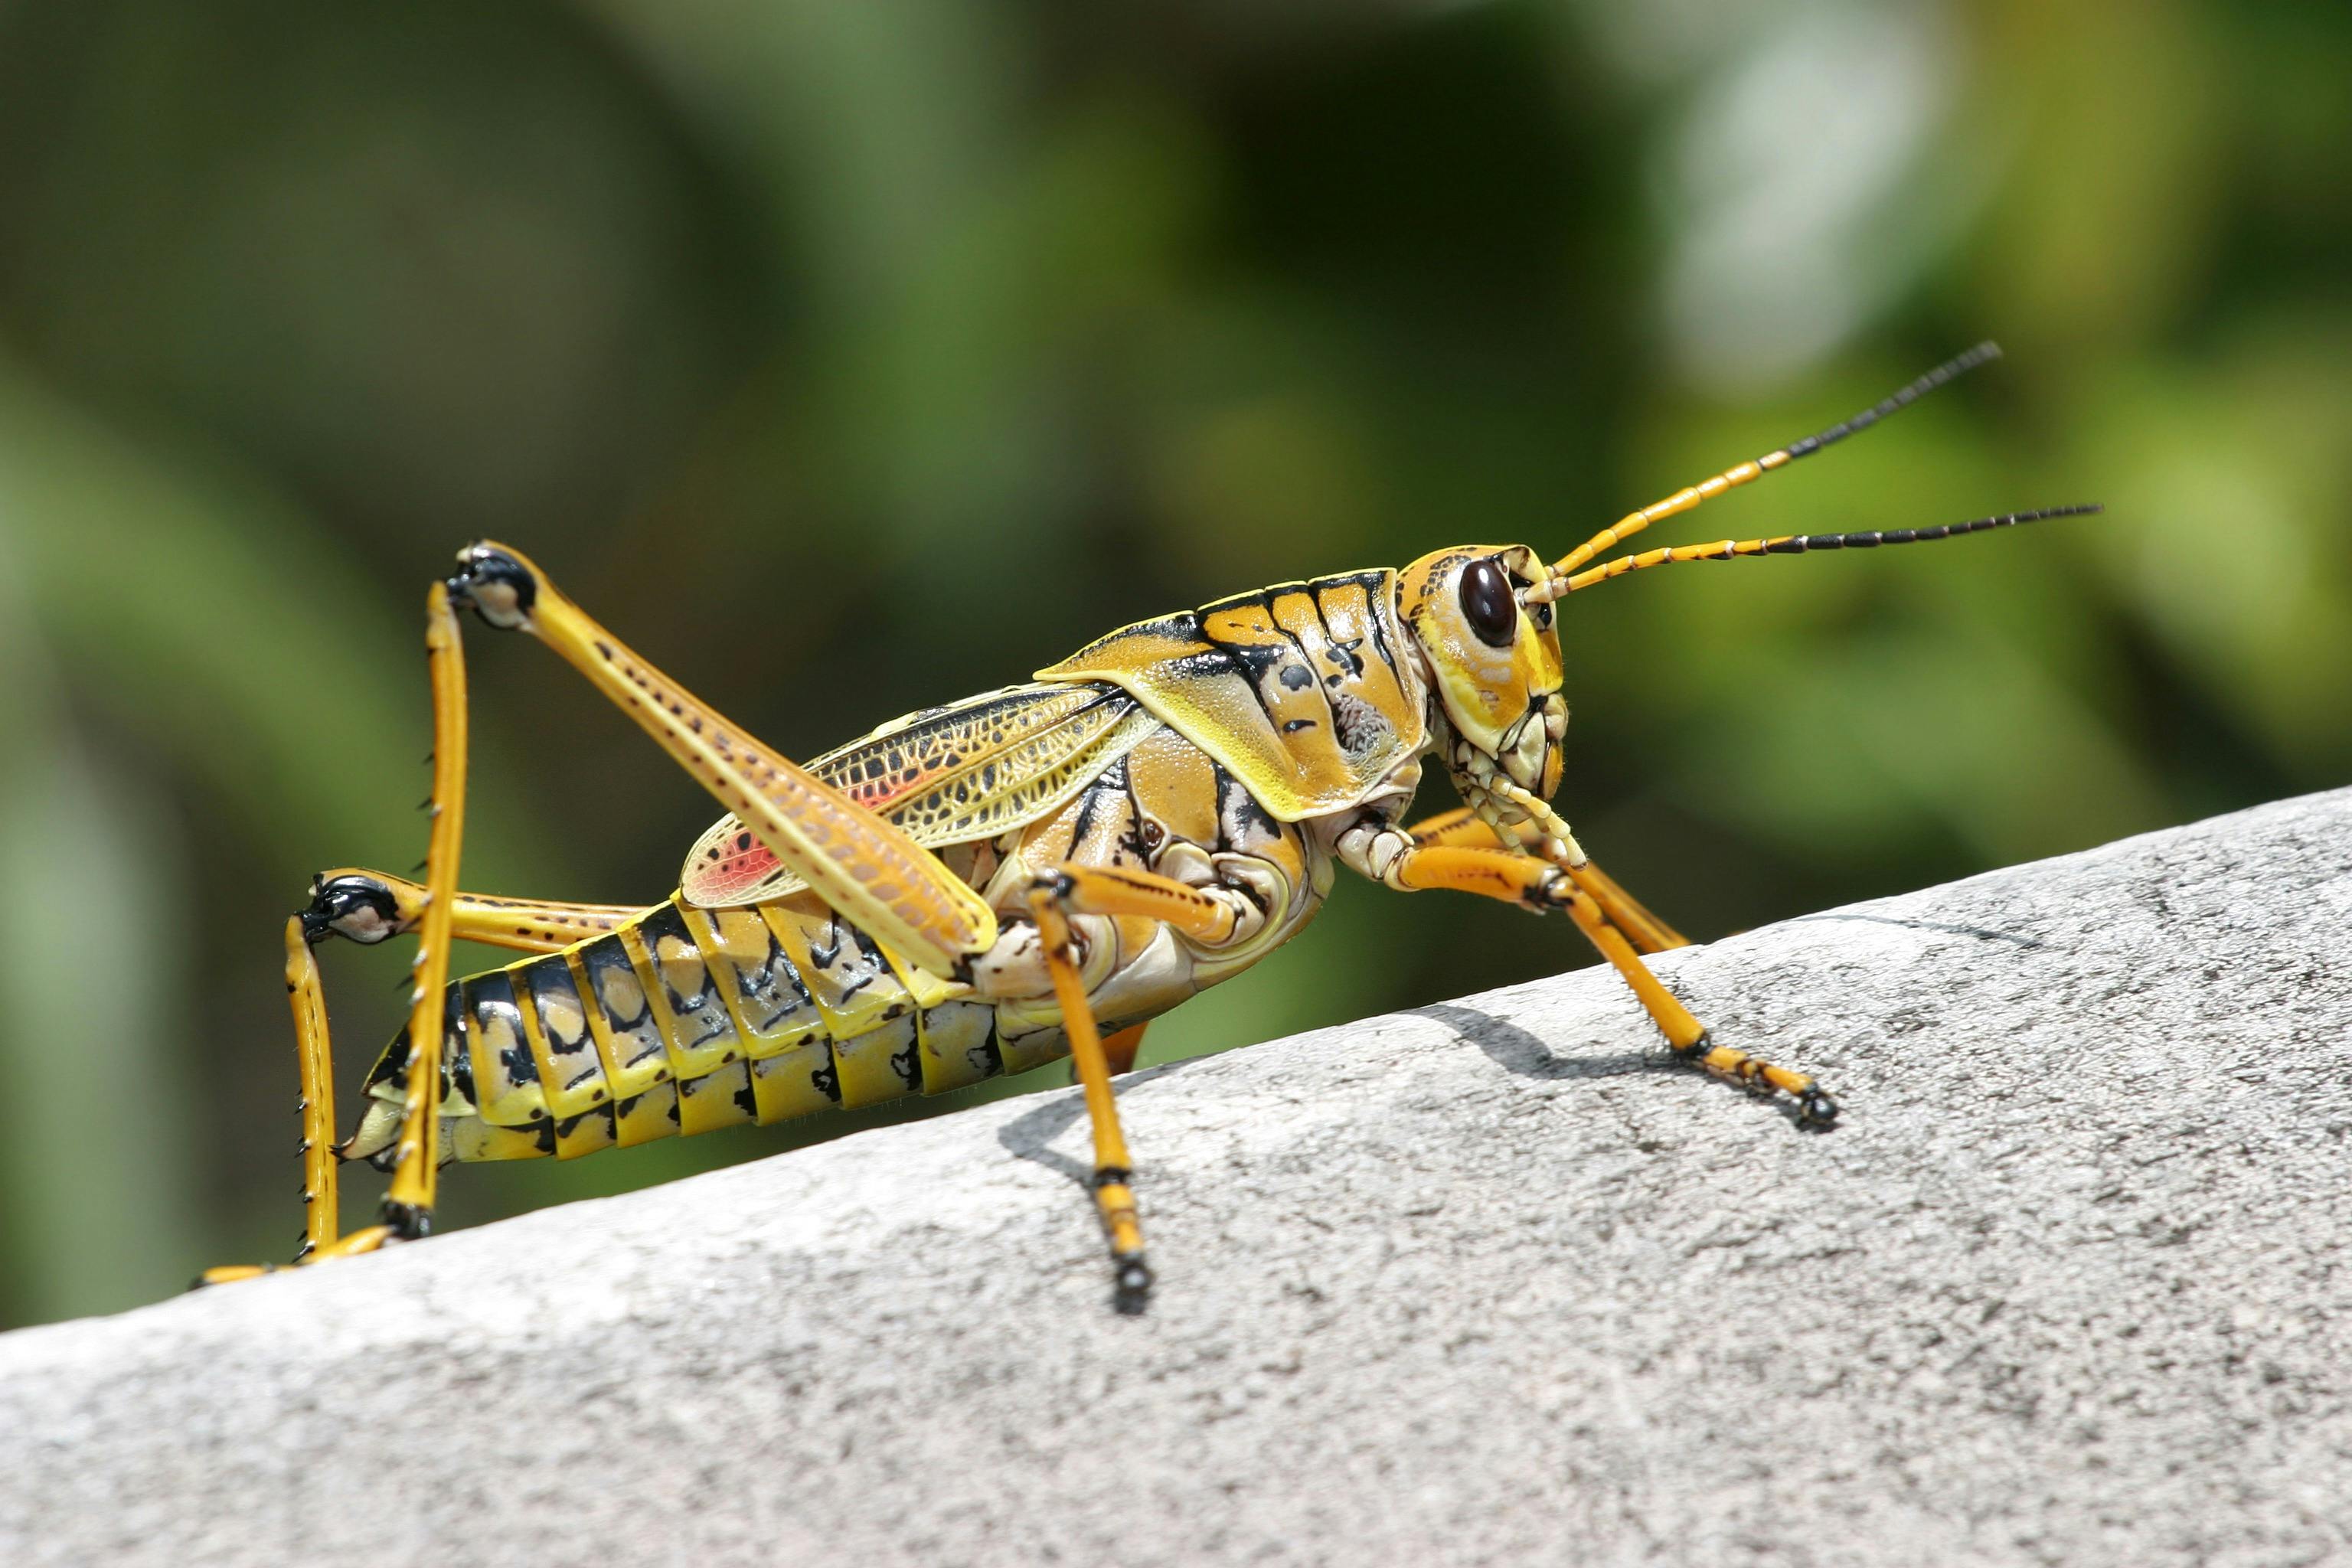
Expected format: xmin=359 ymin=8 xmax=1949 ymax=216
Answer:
xmin=198 ymin=583 xmax=474 ymax=1282
xmin=302 ymin=870 xmax=641 ymax=955
xmin=196 ymin=917 xmax=345 ymax=1282
xmin=195 ymin=874 xmax=649 ymax=1286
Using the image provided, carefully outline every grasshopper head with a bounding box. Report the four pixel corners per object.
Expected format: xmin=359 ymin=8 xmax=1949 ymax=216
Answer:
xmin=1397 ymin=544 xmax=1566 ymax=818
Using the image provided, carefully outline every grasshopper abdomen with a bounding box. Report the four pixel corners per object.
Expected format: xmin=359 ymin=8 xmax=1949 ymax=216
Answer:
xmin=345 ymin=892 xmax=1011 ymax=1168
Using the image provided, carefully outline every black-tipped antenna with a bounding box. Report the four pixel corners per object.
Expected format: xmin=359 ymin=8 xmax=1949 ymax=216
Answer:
xmin=1537 ymin=342 xmax=2007 ymax=598
xmin=1777 ymin=340 xmax=2001 ymax=464
xmin=1560 ymin=504 xmax=2099 ymax=592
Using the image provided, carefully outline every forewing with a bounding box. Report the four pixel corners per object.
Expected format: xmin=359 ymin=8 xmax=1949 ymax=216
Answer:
xmin=681 ymin=684 xmax=1152 ymax=908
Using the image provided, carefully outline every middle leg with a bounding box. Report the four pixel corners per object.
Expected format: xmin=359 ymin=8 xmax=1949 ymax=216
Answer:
xmin=1023 ymin=862 xmax=1244 ymax=1308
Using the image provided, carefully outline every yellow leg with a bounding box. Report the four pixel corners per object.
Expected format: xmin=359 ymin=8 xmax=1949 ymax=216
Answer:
xmin=1390 ymin=842 xmax=1835 ymax=1126
xmin=1405 ymin=805 xmax=1504 ymax=849
xmin=196 ymin=919 xmax=344 ymax=1285
xmin=1029 ymin=887 xmax=1151 ymax=1305
xmin=375 ymin=580 xmax=470 ymax=1238
xmin=1563 ymin=861 xmax=1687 ymax=956
xmin=200 ymin=880 xmax=629 ymax=1285
xmin=1102 ymin=1024 xmax=1150 ymax=1076
xmin=444 ymin=541 xmax=995 ymax=978
xmin=1021 ymin=861 xmax=1242 ymax=1305
xmin=303 ymin=869 xmax=642 ymax=955
xmin=290 ymin=920 xmax=339 ymax=1257
xmin=197 ymin=583 xmax=475 ymax=1285
xmin=1407 ymin=807 xmax=1687 ymax=952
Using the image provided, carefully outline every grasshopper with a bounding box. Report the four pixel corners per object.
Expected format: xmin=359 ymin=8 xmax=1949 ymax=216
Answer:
xmin=201 ymin=343 xmax=2092 ymax=1305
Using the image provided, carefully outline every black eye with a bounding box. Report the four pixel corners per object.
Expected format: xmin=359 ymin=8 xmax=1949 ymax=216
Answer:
xmin=1459 ymin=557 xmax=1517 ymax=648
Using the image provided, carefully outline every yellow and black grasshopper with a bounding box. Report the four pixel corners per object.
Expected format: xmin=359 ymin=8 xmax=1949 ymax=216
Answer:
xmin=201 ymin=343 xmax=2093 ymax=1305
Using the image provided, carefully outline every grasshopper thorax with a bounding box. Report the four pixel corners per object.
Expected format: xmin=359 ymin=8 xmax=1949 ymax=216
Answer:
xmin=1397 ymin=544 xmax=1568 ymax=825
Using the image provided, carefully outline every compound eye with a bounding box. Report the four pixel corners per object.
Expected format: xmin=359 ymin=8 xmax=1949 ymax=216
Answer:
xmin=1459 ymin=557 xmax=1518 ymax=648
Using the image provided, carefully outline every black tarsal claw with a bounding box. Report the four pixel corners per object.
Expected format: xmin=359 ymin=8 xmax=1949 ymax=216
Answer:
xmin=1796 ymin=1086 xmax=1841 ymax=1131
xmin=380 ymin=1200 xmax=433 ymax=1242
xmin=1112 ymin=1256 xmax=1154 ymax=1315
xmin=446 ymin=544 xmax=537 ymax=629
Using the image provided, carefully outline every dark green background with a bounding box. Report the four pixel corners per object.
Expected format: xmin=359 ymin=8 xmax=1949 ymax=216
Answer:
xmin=0 ymin=0 xmax=2344 ymax=1328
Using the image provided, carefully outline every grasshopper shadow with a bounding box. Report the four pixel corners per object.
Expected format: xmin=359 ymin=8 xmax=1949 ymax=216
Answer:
xmin=1414 ymin=1001 xmax=1841 ymax=1133
xmin=995 ymin=1059 xmax=1198 ymax=1188
xmin=1407 ymin=1001 xmax=1671 ymax=1084
xmin=997 ymin=1007 xmax=1669 ymax=1187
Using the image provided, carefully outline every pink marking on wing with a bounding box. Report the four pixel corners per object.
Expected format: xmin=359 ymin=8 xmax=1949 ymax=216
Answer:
xmin=682 ymin=831 xmax=785 ymax=905
xmin=833 ymin=755 xmax=955 ymax=812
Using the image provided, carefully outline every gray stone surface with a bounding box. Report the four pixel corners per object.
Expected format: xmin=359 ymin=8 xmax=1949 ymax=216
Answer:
xmin=3 ymin=792 xmax=2349 ymax=1567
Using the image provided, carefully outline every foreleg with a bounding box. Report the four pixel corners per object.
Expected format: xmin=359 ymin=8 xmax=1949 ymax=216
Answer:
xmin=1406 ymin=806 xmax=1688 ymax=952
xmin=1347 ymin=823 xmax=1835 ymax=1126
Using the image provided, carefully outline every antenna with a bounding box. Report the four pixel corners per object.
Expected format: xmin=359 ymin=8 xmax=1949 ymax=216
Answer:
xmin=1530 ymin=341 xmax=2006 ymax=603
xmin=1557 ymin=505 xmax=2102 ymax=593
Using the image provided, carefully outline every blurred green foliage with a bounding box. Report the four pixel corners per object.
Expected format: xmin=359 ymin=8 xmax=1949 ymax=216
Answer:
xmin=0 ymin=0 xmax=2344 ymax=1328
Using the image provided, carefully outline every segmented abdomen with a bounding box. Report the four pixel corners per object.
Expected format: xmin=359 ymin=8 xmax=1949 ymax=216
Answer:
xmin=351 ymin=893 xmax=1008 ymax=1166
